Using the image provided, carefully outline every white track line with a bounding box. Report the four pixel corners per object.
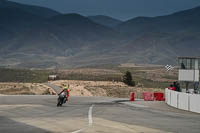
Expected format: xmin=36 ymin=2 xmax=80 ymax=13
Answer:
xmin=121 ymin=102 xmax=149 ymax=108
xmin=88 ymin=104 xmax=94 ymax=126
xmin=70 ymin=104 xmax=94 ymax=133
xmin=70 ymin=129 xmax=84 ymax=133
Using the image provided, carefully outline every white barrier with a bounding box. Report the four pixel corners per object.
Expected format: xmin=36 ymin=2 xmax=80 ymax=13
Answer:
xmin=170 ymin=91 xmax=178 ymax=108
xmin=190 ymin=94 xmax=200 ymax=113
xmin=165 ymin=88 xmax=200 ymax=113
xmin=178 ymin=93 xmax=189 ymax=111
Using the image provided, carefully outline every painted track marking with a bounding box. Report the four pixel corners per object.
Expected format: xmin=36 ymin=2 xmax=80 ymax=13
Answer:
xmin=70 ymin=104 xmax=94 ymax=133
xmin=88 ymin=104 xmax=94 ymax=126
xmin=121 ymin=102 xmax=149 ymax=108
xmin=71 ymin=129 xmax=84 ymax=133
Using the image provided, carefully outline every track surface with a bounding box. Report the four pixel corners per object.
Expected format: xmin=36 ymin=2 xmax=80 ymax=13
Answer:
xmin=0 ymin=95 xmax=200 ymax=133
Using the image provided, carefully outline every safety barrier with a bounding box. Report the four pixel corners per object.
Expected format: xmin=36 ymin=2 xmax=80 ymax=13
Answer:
xmin=129 ymin=92 xmax=135 ymax=101
xmin=165 ymin=88 xmax=200 ymax=113
xmin=142 ymin=92 xmax=154 ymax=101
xmin=154 ymin=92 xmax=165 ymax=101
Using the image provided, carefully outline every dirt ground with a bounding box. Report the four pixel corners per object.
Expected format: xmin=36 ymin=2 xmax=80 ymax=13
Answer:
xmin=0 ymin=83 xmax=56 ymax=95
xmin=134 ymin=67 xmax=177 ymax=82
xmin=0 ymin=80 xmax=164 ymax=98
xmin=50 ymin=80 xmax=165 ymax=98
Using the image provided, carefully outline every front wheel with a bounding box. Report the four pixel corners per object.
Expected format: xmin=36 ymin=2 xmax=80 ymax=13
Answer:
xmin=57 ymin=98 xmax=63 ymax=107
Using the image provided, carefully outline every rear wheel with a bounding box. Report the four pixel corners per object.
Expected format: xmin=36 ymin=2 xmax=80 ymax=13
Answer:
xmin=57 ymin=98 xmax=61 ymax=107
xmin=57 ymin=97 xmax=64 ymax=107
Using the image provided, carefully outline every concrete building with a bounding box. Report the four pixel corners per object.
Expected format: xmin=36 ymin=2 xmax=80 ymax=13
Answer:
xmin=178 ymin=57 xmax=200 ymax=93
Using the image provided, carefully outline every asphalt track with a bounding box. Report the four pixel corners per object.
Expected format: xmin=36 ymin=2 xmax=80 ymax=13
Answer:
xmin=0 ymin=94 xmax=200 ymax=133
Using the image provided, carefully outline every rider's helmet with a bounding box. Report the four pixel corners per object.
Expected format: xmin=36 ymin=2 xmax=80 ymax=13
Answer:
xmin=63 ymin=84 xmax=68 ymax=90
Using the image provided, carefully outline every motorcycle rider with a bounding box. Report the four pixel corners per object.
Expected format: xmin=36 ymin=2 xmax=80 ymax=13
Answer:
xmin=58 ymin=84 xmax=70 ymax=103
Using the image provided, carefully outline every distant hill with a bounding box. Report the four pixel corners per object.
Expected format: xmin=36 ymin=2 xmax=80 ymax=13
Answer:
xmin=0 ymin=0 xmax=60 ymax=18
xmin=49 ymin=13 xmax=117 ymax=40
xmin=117 ymin=6 xmax=200 ymax=35
xmin=88 ymin=15 xmax=122 ymax=28
xmin=0 ymin=0 xmax=200 ymax=68
xmin=0 ymin=3 xmax=120 ymax=68
xmin=114 ymin=6 xmax=200 ymax=64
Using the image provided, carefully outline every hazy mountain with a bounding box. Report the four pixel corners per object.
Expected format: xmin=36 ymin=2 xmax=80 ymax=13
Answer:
xmin=114 ymin=6 xmax=200 ymax=64
xmin=49 ymin=14 xmax=118 ymax=41
xmin=0 ymin=2 xmax=120 ymax=68
xmin=117 ymin=6 xmax=200 ymax=36
xmin=88 ymin=15 xmax=122 ymax=28
xmin=0 ymin=0 xmax=200 ymax=68
xmin=0 ymin=0 xmax=60 ymax=18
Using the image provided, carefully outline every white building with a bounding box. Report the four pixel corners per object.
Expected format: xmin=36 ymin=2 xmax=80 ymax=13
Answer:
xmin=178 ymin=57 xmax=200 ymax=93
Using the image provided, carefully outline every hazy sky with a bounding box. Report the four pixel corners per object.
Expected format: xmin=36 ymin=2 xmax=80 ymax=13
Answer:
xmin=9 ymin=0 xmax=200 ymax=20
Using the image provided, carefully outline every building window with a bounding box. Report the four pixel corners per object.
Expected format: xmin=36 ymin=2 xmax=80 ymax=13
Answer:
xmin=199 ymin=59 xmax=200 ymax=69
xmin=179 ymin=58 xmax=195 ymax=69
xmin=191 ymin=59 xmax=195 ymax=69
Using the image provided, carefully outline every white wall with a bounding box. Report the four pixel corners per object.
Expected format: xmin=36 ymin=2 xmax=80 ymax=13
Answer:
xmin=165 ymin=88 xmax=200 ymax=113
xmin=190 ymin=94 xmax=200 ymax=113
xmin=178 ymin=69 xmax=199 ymax=82
xmin=178 ymin=93 xmax=189 ymax=110
xmin=171 ymin=91 xmax=178 ymax=108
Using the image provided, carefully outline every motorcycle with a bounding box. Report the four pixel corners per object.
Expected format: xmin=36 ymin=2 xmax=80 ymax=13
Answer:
xmin=57 ymin=93 xmax=66 ymax=107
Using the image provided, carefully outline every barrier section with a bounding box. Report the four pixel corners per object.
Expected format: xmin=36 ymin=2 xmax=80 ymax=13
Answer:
xmin=165 ymin=89 xmax=168 ymax=103
xmin=154 ymin=92 xmax=165 ymax=101
xmin=165 ymin=88 xmax=200 ymax=113
xmin=170 ymin=91 xmax=178 ymax=108
xmin=178 ymin=93 xmax=189 ymax=111
xmin=167 ymin=89 xmax=171 ymax=105
xmin=189 ymin=94 xmax=200 ymax=113
xmin=129 ymin=92 xmax=135 ymax=101
xmin=142 ymin=92 xmax=154 ymax=101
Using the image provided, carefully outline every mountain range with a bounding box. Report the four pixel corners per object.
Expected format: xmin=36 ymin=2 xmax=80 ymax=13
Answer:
xmin=88 ymin=15 xmax=122 ymax=28
xmin=0 ymin=0 xmax=200 ymax=68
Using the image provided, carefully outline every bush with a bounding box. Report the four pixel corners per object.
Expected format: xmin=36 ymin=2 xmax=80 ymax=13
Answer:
xmin=123 ymin=71 xmax=135 ymax=86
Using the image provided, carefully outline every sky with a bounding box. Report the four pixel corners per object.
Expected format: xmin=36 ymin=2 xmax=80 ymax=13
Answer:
xmin=9 ymin=0 xmax=200 ymax=20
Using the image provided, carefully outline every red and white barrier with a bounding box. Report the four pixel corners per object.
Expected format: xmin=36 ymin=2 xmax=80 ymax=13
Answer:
xmin=142 ymin=92 xmax=154 ymax=101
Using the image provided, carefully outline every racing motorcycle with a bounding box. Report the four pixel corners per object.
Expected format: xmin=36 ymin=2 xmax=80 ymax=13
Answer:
xmin=57 ymin=92 xmax=66 ymax=107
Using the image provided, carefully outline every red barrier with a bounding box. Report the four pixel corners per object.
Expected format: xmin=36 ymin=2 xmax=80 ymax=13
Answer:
xmin=154 ymin=92 xmax=165 ymax=101
xmin=142 ymin=92 xmax=154 ymax=101
xmin=130 ymin=92 xmax=135 ymax=101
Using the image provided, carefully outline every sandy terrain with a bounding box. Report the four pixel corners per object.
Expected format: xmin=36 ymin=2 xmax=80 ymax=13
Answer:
xmin=136 ymin=68 xmax=177 ymax=82
xmin=0 ymin=79 xmax=165 ymax=98
xmin=0 ymin=83 xmax=56 ymax=95
xmin=50 ymin=80 xmax=164 ymax=98
xmin=49 ymin=80 xmax=125 ymax=97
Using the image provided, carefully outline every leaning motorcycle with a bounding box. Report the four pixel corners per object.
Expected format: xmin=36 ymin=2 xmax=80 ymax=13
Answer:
xmin=57 ymin=93 xmax=66 ymax=107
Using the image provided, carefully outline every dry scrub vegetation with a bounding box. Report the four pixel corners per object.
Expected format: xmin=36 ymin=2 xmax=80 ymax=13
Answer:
xmin=50 ymin=66 xmax=177 ymax=98
xmin=0 ymin=83 xmax=56 ymax=95
xmin=50 ymin=80 xmax=164 ymax=98
xmin=57 ymin=68 xmax=122 ymax=81
xmin=0 ymin=65 xmax=177 ymax=97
